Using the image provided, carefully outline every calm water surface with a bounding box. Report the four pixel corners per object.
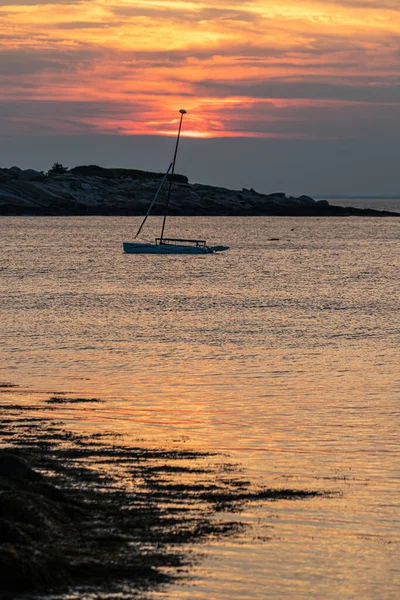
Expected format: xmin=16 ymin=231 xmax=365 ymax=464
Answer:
xmin=1 ymin=215 xmax=399 ymax=599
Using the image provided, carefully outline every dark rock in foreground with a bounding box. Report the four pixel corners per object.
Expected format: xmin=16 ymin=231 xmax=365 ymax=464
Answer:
xmin=0 ymin=395 xmax=325 ymax=599
xmin=0 ymin=165 xmax=398 ymax=217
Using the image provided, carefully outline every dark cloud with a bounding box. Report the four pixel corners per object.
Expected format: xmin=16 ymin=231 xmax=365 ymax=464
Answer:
xmin=325 ymin=0 xmax=400 ymax=9
xmin=0 ymin=47 xmax=99 ymax=75
xmin=1 ymin=91 xmax=399 ymax=144
xmin=110 ymin=4 xmax=256 ymax=22
xmin=0 ymin=50 xmax=69 ymax=74
xmin=209 ymin=100 xmax=400 ymax=142
xmin=110 ymin=5 xmax=192 ymax=19
xmin=196 ymin=7 xmax=257 ymax=21
xmin=191 ymin=77 xmax=400 ymax=103
xmin=0 ymin=0 xmax=82 ymax=4
xmin=56 ymin=21 xmax=117 ymax=29
xmin=0 ymin=98 xmax=145 ymax=119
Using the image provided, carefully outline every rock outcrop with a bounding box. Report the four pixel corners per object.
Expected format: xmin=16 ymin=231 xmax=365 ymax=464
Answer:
xmin=0 ymin=165 xmax=398 ymax=217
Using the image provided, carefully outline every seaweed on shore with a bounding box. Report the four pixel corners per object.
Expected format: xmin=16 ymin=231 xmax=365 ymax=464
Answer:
xmin=0 ymin=401 xmax=327 ymax=600
xmin=45 ymin=396 xmax=105 ymax=404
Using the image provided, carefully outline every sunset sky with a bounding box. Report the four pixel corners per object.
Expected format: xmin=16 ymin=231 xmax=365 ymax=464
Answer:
xmin=1 ymin=0 xmax=399 ymax=194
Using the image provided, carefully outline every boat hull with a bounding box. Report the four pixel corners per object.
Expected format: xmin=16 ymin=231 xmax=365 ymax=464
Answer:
xmin=123 ymin=242 xmax=214 ymax=254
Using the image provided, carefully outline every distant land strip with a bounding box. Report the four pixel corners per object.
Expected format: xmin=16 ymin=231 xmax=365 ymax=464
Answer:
xmin=1 ymin=165 xmax=399 ymax=217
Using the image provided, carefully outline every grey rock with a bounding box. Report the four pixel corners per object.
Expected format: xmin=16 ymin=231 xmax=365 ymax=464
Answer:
xmin=267 ymin=192 xmax=286 ymax=198
xmin=18 ymin=169 xmax=44 ymax=182
xmin=0 ymin=165 xmax=399 ymax=217
xmin=298 ymin=195 xmax=315 ymax=204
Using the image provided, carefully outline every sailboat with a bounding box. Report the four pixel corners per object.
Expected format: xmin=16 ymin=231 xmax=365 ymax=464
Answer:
xmin=123 ymin=110 xmax=229 ymax=255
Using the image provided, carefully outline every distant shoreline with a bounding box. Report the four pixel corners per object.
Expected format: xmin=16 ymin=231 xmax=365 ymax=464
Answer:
xmin=316 ymin=195 xmax=400 ymax=200
xmin=1 ymin=165 xmax=399 ymax=217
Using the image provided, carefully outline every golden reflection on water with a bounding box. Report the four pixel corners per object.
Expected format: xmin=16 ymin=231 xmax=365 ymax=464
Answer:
xmin=1 ymin=216 xmax=400 ymax=599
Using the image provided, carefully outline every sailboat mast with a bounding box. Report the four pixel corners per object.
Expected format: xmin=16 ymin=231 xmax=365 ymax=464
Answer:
xmin=160 ymin=109 xmax=186 ymax=242
xmin=134 ymin=162 xmax=172 ymax=239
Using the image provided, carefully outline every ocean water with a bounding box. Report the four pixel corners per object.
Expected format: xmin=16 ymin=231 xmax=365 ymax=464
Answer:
xmin=315 ymin=197 xmax=400 ymax=213
xmin=1 ymin=213 xmax=399 ymax=599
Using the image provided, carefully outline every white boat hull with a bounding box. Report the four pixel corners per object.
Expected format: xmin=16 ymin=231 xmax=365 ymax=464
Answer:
xmin=123 ymin=242 xmax=214 ymax=254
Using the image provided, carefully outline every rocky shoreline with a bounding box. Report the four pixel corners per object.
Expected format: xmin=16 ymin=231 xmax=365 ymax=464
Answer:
xmin=0 ymin=383 xmax=326 ymax=599
xmin=1 ymin=165 xmax=398 ymax=217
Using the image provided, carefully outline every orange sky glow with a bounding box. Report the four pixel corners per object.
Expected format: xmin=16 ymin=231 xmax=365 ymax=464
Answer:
xmin=1 ymin=0 xmax=399 ymax=139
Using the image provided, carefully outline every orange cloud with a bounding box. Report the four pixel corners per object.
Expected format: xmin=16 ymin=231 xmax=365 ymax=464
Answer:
xmin=0 ymin=0 xmax=399 ymax=138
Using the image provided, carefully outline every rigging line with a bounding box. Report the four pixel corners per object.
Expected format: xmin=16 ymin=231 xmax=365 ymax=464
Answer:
xmin=134 ymin=162 xmax=173 ymax=239
xmin=160 ymin=109 xmax=186 ymax=242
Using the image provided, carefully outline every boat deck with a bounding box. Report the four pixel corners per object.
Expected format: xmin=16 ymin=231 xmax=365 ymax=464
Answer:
xmin=156 ymin=237 xmax=207 ymax=247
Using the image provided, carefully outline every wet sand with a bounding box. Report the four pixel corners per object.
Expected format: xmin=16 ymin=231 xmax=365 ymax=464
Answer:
xmin=0 ymin=384 xmax=326 ymax=599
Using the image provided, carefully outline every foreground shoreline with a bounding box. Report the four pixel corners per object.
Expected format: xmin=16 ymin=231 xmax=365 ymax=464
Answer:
xmin=1 ymin=165 xmax=399 ymax=217
xmin=0 ymin=384 xmax=326 ymax=599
